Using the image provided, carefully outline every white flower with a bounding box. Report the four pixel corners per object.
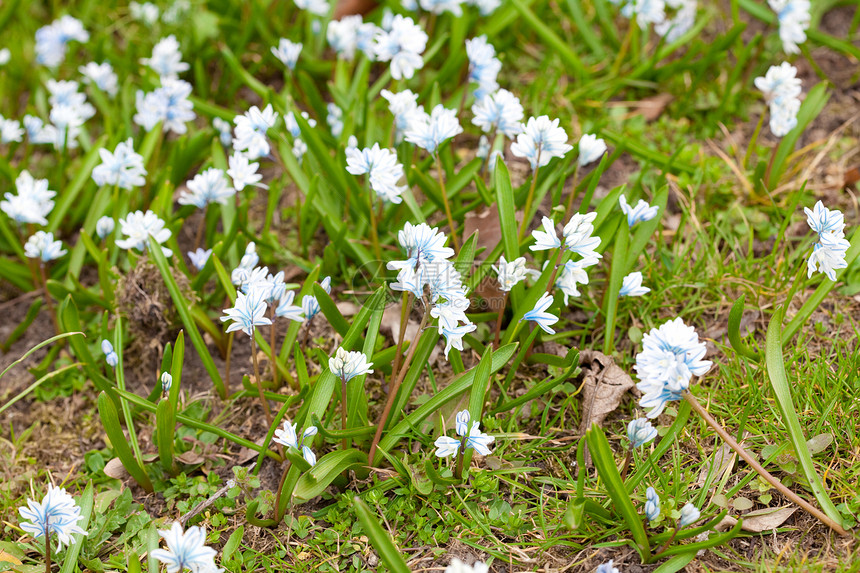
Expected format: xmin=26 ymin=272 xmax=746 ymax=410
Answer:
xmin=301 ymin=276 xmax=331 ymax=320
xmin=555 ymin=257 xmax=599 ymax=304
xmin=92 ymin=139 xmax=147 ymax=190
xmin=596 ymin=560 xmax=620 ymax=573
xmin=220 ymin=286 xmax=272 ymax=337
xmin=387 ymin=222 xmax=455 ymax=272
xmin=511 ymin=116 xmax=573 ymax=170
xmin=804 ymin=200 xmax=845 ymax=238
xmin=381 ymin=89 xmax=422 ymax=142
xmin=0 ymin=48 xmax=9 ymax=65
xmin=678 ymin=503 xmax=700 ymax=527
xmin=621 ymin=0 xmax=666 ymax=28
xmin=434 ymin=410 xmax=495 ymax=458
xmin=18 ymin=484 xmax=87 ymax=549
xmin=180 ymin=168 xmax=236 ymax=208
xmin=769 ymin=0 xmax=810 ymax=54
xmin=188 ymin=248 xmax=212 ymax=270
xmin=48 ymin=104 xmax=86 ymax=150
xmin=634 ymin=317 xmax=712 ymax=418
xmin=233 ymin=105 xmax=278 ymax=160
xmin=627 ymin=418 xmax=658 ymax=447
xmin=471 ymin=89 xmax=524 ymax=139
xmin=130 ymin=2 xmax=160 ymax=25
xmin=373 ymin=15 xmax=428 ymax=80
xmin=329 ymin=347 xmax=374 ymax=382
xmin=619 ymin=195 xmax=659 ymax=227
xmin=807 ymin=232 xmax=849 ymax=281
xmin=644 ymin=486 xmax=661 ymax=521
xmin=768 ymin=95 xmax=800 ymax=137
xmin=562 ymin=212 xmax=601 ymax=259
xmin=578 ymin=134 xmax=607 ymax=167
xmin=96 ymin=216 xmax=115 ymax=239
xmin=619 ymin=271 xmax=650 ymax=297
xmin=433 ymin=435 xmax=461 ymax=458
xmin=444 ymin=559 xmax=489 ymax=573
xmin=142 ymin=35 xmax=189 ymax=79
xmin=529 ymin=216 xmax=562 ymax=252
xmin=523 ymin=292 xmax=558 ymax=335
xmin=345 ymin=143 xmax=406 ymax=204
xmin=102 ymin=339 xmax=118 ymax=367
xmin=35 ymin=16 xmax=89 ymax=68
xmin=294 ymin=0 xmax=330 ymax=16
xmin=272 ymin=38 xmax=302 ymax=70
xmin=1 ymin=171 xmax=55 ymax=226
xmin=273 ymin=419 xmax=318 ymax=465
xmin=116 ymin=210 xmax=173 ymax=257
xmin=655 ymin=0 xmax=697 ymax=41
xmin=151 ymin=522 xmax=220 ymax=573
xmin=134 ymin=79 xmax=196 ymax=134
xmin=0 ymin=116 xmax=24 ymax=143
xmin=755 ymin=62 xmax=802 ymax=104
xmin=327 ymin=16 xmax=377 ymax=60
xmin=275 ymin=290 xmax=304 ymax=321
xmin=405 ymin=105 xmax=463 ymax=153
xmin=213 ymin=117 xmax=232 ymax=147
xmin=161 ymin=372 xmax=173 ymax=394
xmin=25 ymin=231 xmax=66 ymax=262
xmin=292 ymin=138 xmax=308 ymax=163
xmin=79 ymin=62 xmax=119 ymax=97
xmin=466 ymin=36 xmax=501 ymax=99
xmin=493 ymin=256 xmax=527 ymax=292
xmin=227 ymin=153 xmax=266 ymax=191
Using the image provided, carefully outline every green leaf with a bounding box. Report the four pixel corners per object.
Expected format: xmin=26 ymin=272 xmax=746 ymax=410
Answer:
xmin=221 ymin=526 xmax=244 ymax=563
xmin=148 ymin=237 xmax=225 ymax=398
xmin=602 ymin=220 xmax=628 ymax=354
xmin=97 ymin=392 xmax=153 ymax=492
xmin=292 ymin=449 xmax=368 ymax=502
xmin=494 ymin=160 xmax=519 ymax=262
xmin=352 ymin=498 xmax=410 ymax=573
xmin=727 ymin=294 xmax=759 ymax=359
xmin=511 ymin=0 xmax=587 ymax=79
xmin=59 ymin=482 xmax=93 ymax=573
xmin=313 ymin=283 xmax=350 ymax=338
xmin=586 ymin=424 xmax=649 ymax=560
xmin=765 ymin=306 xmax=842 ymax=524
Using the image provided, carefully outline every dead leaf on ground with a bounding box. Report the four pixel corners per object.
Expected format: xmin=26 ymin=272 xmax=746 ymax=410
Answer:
xmin=463 ymin=204 xmax=502 ymax=255
xmin=104 ymin=457 xmax=130 ymax=480
xmin=608 ymin=94 xmax=674 ymax=122
xmin=176 ymin=451 xmax=206 ymax=465
xmin=717 ymin=506 xmax=798 ymax=533
xmin=843 ymin=167 xmax=859 ymax=188
xmin=380 ymin=303 xmax=421 ymax=344
xmin=696 ymin=442 xmax=736 ymax=488
xmin=335 ymin=301 xmax=360 ymax=317
xmin=578 ymin=350 xmax=635 ymax=436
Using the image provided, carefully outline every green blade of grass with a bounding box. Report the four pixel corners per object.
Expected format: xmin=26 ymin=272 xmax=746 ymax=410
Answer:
xmin=352 ymin=497 xmax=410 ymax=573
xmin=59 ymin=481 xmax=93 ymax=573
xmin=765 ymin=305 xmax=842 ymax=525
xmin=511 ymin=0 xmax=587 ymax=79
xmin=97 ymin=391 xmax=153 ymax=492
xmin=292 ymin=449 xmax=367 ymax=502
xmin=602 ymin=219 xmax=628 ymax=354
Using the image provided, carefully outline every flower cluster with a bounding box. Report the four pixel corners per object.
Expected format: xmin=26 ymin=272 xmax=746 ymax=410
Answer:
xmin=35 ymin=16 xmax=89 ymax=68
xmin=388 ymin=222 xmax=475 ymax=358
xmin=1 ymin=171 xmax=55 ymax=226
xmin=179 ymin=168 xmax=236 ymax=209
xmin=19 ymin=484 xmax=87 ymax=549
xmin=102 ymin=340 xmax=118 ymax=368
xmin=627 ymin=418 xmax=658 ymax=448
xmin=25 ymin=231 xmax=66 ymax=262
xmin=134 ymin=78 xmax=196 ymax=135
xmin=273 ymin=418 xmax=319 ymax=466
xmin=619 ymin=194 xmax=659 ymax=227
xmin=804 ymin=201 xmax=849 ymax=281
xmin=116 ymin=210 xmax=172 ymax=257
xmin=434 ymin=410 xmax=495 ymax=458
xmin=471 ymin=89 xmax=524 ymax=140
xmin=511 ymin=116 xmax=572 ymax=171
xmin=466 ymin=36 xmax=501 ymax=99
xmin=768 ymin=0 xmax=810 ymax=54
xmin=346 ymin=144 xmax=407 ymax=204
xmin=220 ymin=287 xmax=271 ymax=337
xmin=141 ymin=35 xmax=189 ymax=80
xmin=612 ymin=0 xmax=698 ymax=40
xmin=233 ymin=104 xmax=278 ymax=160
xmin=92 ymin=139 xmax=147 ymax=190
xmin=328 ymin=15 xmax=378 ymax=61
xmin=754 ymin=62 xmax=801 ymax=137
xmin=405 ymin=104 xmax=463 ymax=154
xmin=634 ymin=317 xmax=712 ymax=418
xmin=373 ymin=15 xmax=427 ymax=80
xmin=272 ymin=38 xmax=302 ymax=70
xmin=329 ymin=348 xmax=374 ymax=383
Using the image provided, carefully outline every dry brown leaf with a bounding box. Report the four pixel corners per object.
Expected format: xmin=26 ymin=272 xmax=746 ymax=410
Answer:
xmin=176 ymin=451 xmax=206 ymax=465
xmin=380 ymin=303 xmax=420 ymax=344
xmin=463 ymin=204 xmax=502 ymax=255
xmin=717 ymin=506 xmax=797 ymax=533
xmin=104 ymin=457 xmax=130 ymax=480
xmin=843 ymin=167 xmax=860 ymax=188
xmin=578 ymin=350 xmax=635 ymax=436
xmin=333 ymin=0 xmax=378 ymax=19
xmin=696 ymin=443 xmax=736 ymax=488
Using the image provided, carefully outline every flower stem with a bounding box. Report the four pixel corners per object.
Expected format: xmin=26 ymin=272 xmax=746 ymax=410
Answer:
xmin=193 ymin=207 xmax=207 ymax=251
xmin=620 ymin=449 xmax=633 ymax=481
xmin=38 ymin=262 xmax=60 ymax=336
xmin=561 ymin=164 xmax=581 ymax=223
xmin=455 ymin=445 xmax=465 ymax=480
xmin=224 ymin=331 xmax=233 ymax=396
xmin=653 ymin=526 xmax=680 ymax=557
xmin=682 ymin=391 xmax=847 ymax=535
xmin=434 ymin=153 xmax=460 ymax=253
xmin=250 ymin=335 xmax=273 ymax=428
xmin=518 ymin=154 xmax=542 ymax=241
xmin=341 ymin=377 xmax=349 ymax=451
xmin=269 ymin=307 xmax=279 ymax=389
xmin=368 ymin=303 xmax=431 ymax=467
xmin=390 ymin=292 xmax=413 ymax=389
xmin=611 ymin=17 xmax=637 ymax=77
xmin=44 ymin=523 xmax=51 ymax=573
xmin=366 ymin=181 xmax=382 ymax=261
xmin=493 ymin=291 xmax=508 ymax=349
xmin=545 ymin=247 xmax=566 ymax=294
xmin=743 ymin=110 xmax=767 ymax=171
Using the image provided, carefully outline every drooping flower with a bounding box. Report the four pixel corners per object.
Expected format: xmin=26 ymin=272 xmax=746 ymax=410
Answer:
xmin=471 ymin=89 xmax=524 ymax=139
xmin=634 ymin=318 xmax=712 ymax=418
xmin=96 ymin=216 xmax=115 ymax=239
xmin=627 ymin=418 xmax=658 ymax=448
xmin=329 ymin=348 xmax=374 ymax=382
xmin=678 ymin=503 xmax=700 ymax=527
xmin=596 ymin=560 xmax=620 ymax=573
xmin=807 ymin=233 xmax=849 ymax=281
xmin=768 ymin=0 xmax=810 ymax=54
xmin=141 ymin=35 xmax=189 ymax=79
xmin=804 ymin=201 xmax=845 ymax=239
xmin=529 ymin=217 xmax=562 ymax=252
xmin=373 ymin=15 xmax=428 ymax=80
xmin=102 ymin=339 xmax=118 ymax=368
xmin=465 ymin=36 xmax=501 ymax=99
xmin=24 ymin=231 xmax=66 ymax=262
xmin=577 ymin=134 xmax=607 ymax=167
xmin=644 ymin=487 xmax=661 ymax=522
xmin=510 ymin=116 xmax=573 ymax=170
xmin=619 ymin=271 xmax=650 ymax=297
xmin=493 ymin=256 xmax=527 ymax=292
xmin=301 ymin=276 xmax=331 ymax=320
xmin=271 ymin=38 xmax=302 ymax=70
xmin=523 ymin=292 xmax=558 ymax=335
xmin=92 ymin=139 xmax=147 ymax=190
xmin=562 ymin=212 xmax=602 ymax=259
xmin=233 ymin=105 xmax=278 ymax=160
xmin=434 ymin=410 xmax=495 ymax=457
xmin=556 ymin=257 xmax=599 ymax=304
xmin=272 ymin=418 xmax=317 ymax=465
xmin=381 ymin=89 xmax=422 ymax=142
xmin=116 ymin=210 xmax=172 ymax=257
xmin=619 ymin=195 xmax=659 ymax=227
xmin=179 ymin=168 xmax=236 ymax=208
xmin=35 ymin=16 xmax=89 ymax=68
xmin=275 ymin=290 xmax=304 ymax=322
xmin=18 ymin=484 xmax=87 ymax=549
xmin=134 ymin=79 xmax=196 ymax=134
xmin=188 ymin=248 xmax=212 ymax=271
xmin=327 ymin=16 xmax=378 ymax=61
xmin=220 ymin=287 xmax=272 ymax=337
xmin=151 ymin=522 xmax=220 ymax=573
xmin=404 ymin=104 xmax=463 ymax=154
